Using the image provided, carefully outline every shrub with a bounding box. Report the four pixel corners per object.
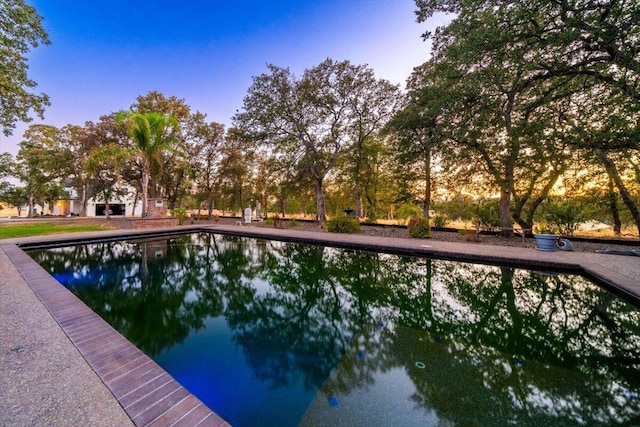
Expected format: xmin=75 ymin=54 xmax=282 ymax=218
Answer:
xmin=433 ymin=199 xmax=475 ymax=222
xmin=395 ymin=203 xmax=423 ymax=224
xmin=171 ymin=207 xmax=188 ymax=225
xmin=407 ymin=215 xmax=430 ymax=238
xmin=472 ymin=200 xmax=500 ymax=230
xmin=327 ymin=216 xmax=361 ymax=233
xmin=265 ymin=214 xmax=284 ymax=228
xmin=289 ymin=218 xmax=298 ymax=227
xmin=538 ymin=199 xmax=585 ymax=236
xmin=431 ymin=213 xmax=448 ymax=228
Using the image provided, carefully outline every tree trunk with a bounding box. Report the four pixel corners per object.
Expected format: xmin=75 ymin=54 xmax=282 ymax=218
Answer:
xmin=207 ymin=198 xmax=215 ymax=220
xmin=498 ymin=186 xmax=513 ymax=236
xmin=315 ymin=178 xmax=326 ymax=223
xmin=354 ymin=182 xmax=362 ymax=219
xmin=607 ymin=178 xmax=622 ymax=236
xmin=141 ymin=165 xmax=150 ymax=218
xmin=512 ymin=167 xmax=564 ymax=233
xmin=423 ymin=147 xmax=431 ymax=218
xmin=28 ymin=186 xmax=34 ymax=218
xmin=131 ymin=190 xmax=139 ymax=218
xmin=596 ymin=149 xmax=640 ymax=237
xmin=499 ymin=95 xmax=517 ymax=237
xmin=79 ymin=182 xmax=87 ymax=217
xmin=105 ymin=197 xmax=111 ymax=221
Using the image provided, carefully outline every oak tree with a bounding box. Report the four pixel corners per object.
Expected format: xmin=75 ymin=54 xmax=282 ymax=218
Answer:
xmin=0 ymin=0 xmax=50 ymax=136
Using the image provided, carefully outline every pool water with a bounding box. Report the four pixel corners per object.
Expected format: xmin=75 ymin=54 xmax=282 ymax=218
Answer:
xmin=29 ymin=233 xmax=640 ymax=426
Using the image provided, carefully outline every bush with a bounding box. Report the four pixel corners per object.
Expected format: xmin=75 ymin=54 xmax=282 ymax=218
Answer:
xmin=472 ymin=200 xmax=500 ymax=230
xmin=171 ymin=207 xmax=188 ymax=225
xmin=538 ymin=199 xmax=585 ymax=236
xmin=289 ymin=218 xmax=298 ymax=227
xmin=433 ymin=199 xmax=475 ymax=222
xmin=327 ymin=216 xmax=361 ymax=233
xmin=395 ymin=203 xmax=423 ymax=224
xmin=431 ymin=213 xmax=448 ymax=228
xmin=407 ymin=215 xmax=430 ymax=238
xmin=265 ymin=214 xmax=283 ymax=228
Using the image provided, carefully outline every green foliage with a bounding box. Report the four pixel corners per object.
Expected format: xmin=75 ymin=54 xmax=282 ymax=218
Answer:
xmin=327 ymin=215 xmax=361 ymax=234
xmin=413 ymin=0 xmax=640 ymax=234
xmin=264 ymin=218 xmax=274 ymax=226
xmin=0 ymin=185 xmax=28 ymax=215
xmin=115 ymin=111 xmax=181 ymax=217
xmin=538 ymin=199 xmax=585 ymax=236
xmin=171 ymin=207 xmax=188 ymax=225
xmin=234 ymin=58 xmax=399 ymax=223
xmin=16 ymin=125 xmax=75 ymax=216
xmin=395 ymin=203 xmax=422 ymax=223
xmin=431 ymin=213 xmax=448 ymax=228
xmin=0 ymin=152 xmax=14 ymax=178
xmin=407 ymin=215 xmax=431 ymax=238
xmin=285 ymin=199 xmax=301 ymax=215
xmin=472 ymin=200 xmax=500 ymax=230
xmin=289 ymin=218 xmax=298 ymax=226
xmin=533 ymin=221 xmax=558 ymax=235
xmin=433 ymin=200 xmax=475 ymax=222
xmin=0 ymin=0 xmax=50 ymax=136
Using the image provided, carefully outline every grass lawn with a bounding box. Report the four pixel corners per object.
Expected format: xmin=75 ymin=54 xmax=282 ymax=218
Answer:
xmin=0 ymin=223 xmax=116 ymax=239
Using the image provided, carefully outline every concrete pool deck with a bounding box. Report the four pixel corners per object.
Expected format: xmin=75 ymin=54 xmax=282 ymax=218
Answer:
xmin=1 ymin=224 xmax=639 ymax=426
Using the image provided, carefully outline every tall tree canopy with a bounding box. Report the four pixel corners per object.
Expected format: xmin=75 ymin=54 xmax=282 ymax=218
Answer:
xmin=0 ymin=0 xmax=50 ymax=136
xmin=234 ymin=58 xmax=399 ymax=222
xmin=16 ymin=124 xmax=73 ymax=216
xmin=411 ymin=0 xmax=640 ymax=234
xmin=115 ymin=111 xmax=181 ymax=217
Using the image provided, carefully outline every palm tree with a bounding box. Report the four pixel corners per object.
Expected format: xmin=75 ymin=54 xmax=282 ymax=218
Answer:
xmin=115 ymin=111 xmax=181 ymax=217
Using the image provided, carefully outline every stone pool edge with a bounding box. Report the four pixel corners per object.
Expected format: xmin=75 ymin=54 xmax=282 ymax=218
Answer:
xmin=2 ymin=224 xmax=639 ymax=426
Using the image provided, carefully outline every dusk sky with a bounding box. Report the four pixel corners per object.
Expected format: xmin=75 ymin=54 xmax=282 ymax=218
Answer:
xmin=1 ymin=0 xmax=445 ymax=156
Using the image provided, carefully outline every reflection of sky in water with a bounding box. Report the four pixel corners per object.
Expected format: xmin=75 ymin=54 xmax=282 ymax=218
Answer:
xmin=28 ymin=233 xmax=640 ymax=427
xmin=156 ymin=317 xmax=316 ymax=427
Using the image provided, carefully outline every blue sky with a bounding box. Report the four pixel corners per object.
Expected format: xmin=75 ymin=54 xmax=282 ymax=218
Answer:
xmin=1 ymin=0 xmax=444 ymax=156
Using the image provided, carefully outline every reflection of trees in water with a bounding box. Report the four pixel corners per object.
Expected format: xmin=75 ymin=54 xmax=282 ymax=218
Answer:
xmin=30 ymin=234 xmax=227 ymax=355
xmin=223 ymin=243 xmax=640 ymax=425
xmin=29 ymin=235 xmax=640 ymax=425
xmin=385 ymin=259 xmax=640 ymax=425
xmin=228 ymin=243 xmax=363 ymax=390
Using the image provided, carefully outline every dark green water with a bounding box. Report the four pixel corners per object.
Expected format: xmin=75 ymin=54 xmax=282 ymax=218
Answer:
xmin=28 ymin=232 xmax=640 ymax=426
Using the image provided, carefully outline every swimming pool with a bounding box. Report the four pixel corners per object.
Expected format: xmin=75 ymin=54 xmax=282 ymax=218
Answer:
xmin=28 ymin=232 xmax=640 ymax=426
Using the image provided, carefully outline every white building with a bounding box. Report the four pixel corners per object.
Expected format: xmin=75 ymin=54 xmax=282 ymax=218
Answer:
xmin=53 ymin=181 xmax=144 ymax=217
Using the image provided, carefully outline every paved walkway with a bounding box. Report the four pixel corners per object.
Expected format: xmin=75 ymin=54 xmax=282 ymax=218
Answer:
xmin=1 ymin=224 xmax=639 ymax=426
xmin=0 ymin=246 xmax=134 ymax=426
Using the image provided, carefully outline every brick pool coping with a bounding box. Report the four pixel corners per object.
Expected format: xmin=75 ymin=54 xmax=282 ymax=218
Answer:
xmin=2 ymin=224 xmax=640 ymax=426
